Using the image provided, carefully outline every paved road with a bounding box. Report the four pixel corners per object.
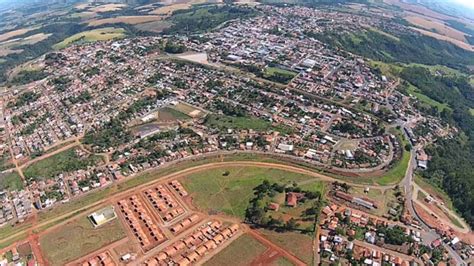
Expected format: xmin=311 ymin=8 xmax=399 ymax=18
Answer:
xmin=400 ymin=124 xmax=466 ymax=265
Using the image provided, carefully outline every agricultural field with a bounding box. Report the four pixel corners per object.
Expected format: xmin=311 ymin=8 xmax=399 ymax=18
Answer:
xmin=53 ymin=27 xmax=125 ymax=49
xmin=180 ymin=166 xmax=317 ymax=218
xmin=39 ymin=215 xmax=126 ymax=265
xmin=23 ymin=148 xmax=103 ymax=181
xmin=87 ymin=16 xmax=162 ymax=27
xmin=0 ymin=170 xmax=23 ymax=191
xmin=0 ymin=27 xmax=38 ymax=42
xmin=258 ymin=229 xmax=314 ymax=265
xmin=0 ymin=33 xmax=52 ymax=57
xmin=203 ymin=234 xmax=267 ymax=266
xmin=406 ymin=16 xmax=468 ymax=43
xmin=410 ymin=27 xmax=473 ymax=51
xmin=149 ymin=3 xmax=192 ymax=15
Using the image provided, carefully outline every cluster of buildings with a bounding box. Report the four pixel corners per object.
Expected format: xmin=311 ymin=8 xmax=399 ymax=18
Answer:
xmin=0 ymin=190 xmax=32 ymax=227
xmin=319 ymin=203 xmax=456 ymax=265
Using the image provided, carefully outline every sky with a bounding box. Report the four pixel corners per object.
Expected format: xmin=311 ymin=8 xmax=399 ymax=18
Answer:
xmin=451 ymin=0 xmax=474 ymax=9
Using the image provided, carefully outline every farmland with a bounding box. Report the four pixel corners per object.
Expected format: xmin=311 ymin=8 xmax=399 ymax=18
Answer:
xmin=53 ymin=27 xmax=125 ymax=50
xmin=204 ymin=114 xmax=293 ymax=134
xmin=180 ymin=166 xmax=317 ymax=218
xmin=203 ymin=234 xmax=267 ymax=266
xmin=87 ymin=16 xmax=162 ymax=27
xmin=39 ymin=215 xmax=126 ymax=266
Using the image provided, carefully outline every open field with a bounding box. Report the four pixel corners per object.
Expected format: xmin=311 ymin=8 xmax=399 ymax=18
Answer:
xmin=263 ymin=67 xmax=298 ymax=84
xmin=0 ymin=33 xmax=52 ymax=57
xmin=88 ymin=4 xmax=127 ymax=13
xmin=87 ymin=16 xmax=162 ymax=26
xmin=0 ymin=170 xmax=23 ymax=191
xmin=258 ymin=229 xmax=314 ymax=265
xmin=39 ymin=215 xmax=126 ymax=265
xmin=53 ymin=27 xmax=125 ymax=49
xmin=134 ymin=21 xmax=173 ymax=33
xmin=171 ymin=102 xmax=206 ymax=118
xmin=157 ymin=107 xmax=191 ymax=122
xmin=0 ymin=27 xmax=38 ymax=42
xmin=149 ymin=3 xmax=192 ymax=15
xmin=406 ymin=16 xmax=468 ymax=43
xmin=205 ymin=114 xmax=293 ymax=134
xmin=203 ymin=233 xmax=267 ymax=266
xmin=23 ymin=148 xmax=103 ymax=181
xmin=181 ymin=166 xmax=317 ymax=218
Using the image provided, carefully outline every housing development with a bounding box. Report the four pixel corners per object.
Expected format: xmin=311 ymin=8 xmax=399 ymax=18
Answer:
xmin=0 ymin=1 xmax=473 ymax=266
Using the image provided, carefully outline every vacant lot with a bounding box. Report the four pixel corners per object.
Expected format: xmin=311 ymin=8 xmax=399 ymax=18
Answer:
xmin=181 ymin=166 xmax=316 ymax=218
xmin=172 ymin=102 xmax=206 ymax=118
xmin=204 ymin=234 xmax=267 ymax=266
xmin=0 ymin=170 xmax=23 ymax=191
xmin=205 ymin=114 xmax=293 ymax=134
xmin=157 ymin=107 xmax=191 ymax=122
xmin=258 ymin=229 xmax=313 ymax=265
xmin=40 ymin=215 xmax=126 ymax=265
xmin=23 ymin=148 xmax=103 ymax=181
xmin=53 ymin=27 xmax=125 ymax=49
xmin=263 ymin=67 xmax=298 ymax=84
xmin=87 ymin=16 xmax=162 ymax=26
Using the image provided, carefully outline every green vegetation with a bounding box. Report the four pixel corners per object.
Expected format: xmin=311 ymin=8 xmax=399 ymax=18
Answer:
xmin=263 ymin=67 xmax=297 ymax=84
xmin=0 ymin=171 xmax=23 ymax=191
xmin=53 ymin=27 xmax=125 ymax=49
xmin=181 ymin=166 xmax=317 ymax=218
xmin=39 ymin=215 xmax=126 ymax=266
xmin=376 ymin=128 xmax=410 ymax=186
xmin=10 ymin=91 xmax=40 ymax=108
xmin=405 ymin=83 xmax=450 ymax=112
xmin=10 ymin=69 xmax=47 ymax=85
xmin=307 ymin=29 xmax=474 ymax=71
xmin=203 ymin=234 xmax=267 ymax=266
xmin=376 ymin=225 xmax=412 ymax=245
xmin=164 ymin=41 xmax=186 ymax=54
xmin=23 ymin=148 xmax=103 ymax=181
xmin=164 ymin=5 xmax=257 ymax=34
xmin=204 ymin=114 xmax=293 ymax=135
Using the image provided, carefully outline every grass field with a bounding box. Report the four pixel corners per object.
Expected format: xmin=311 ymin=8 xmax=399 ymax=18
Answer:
xmin=204 ymin=234 xmax=267 ymax=266
xmin=23 ymin=148 xmax=103 ymax=181
xmin=376 ymin=128 xmax=410 ymax=186
xmin=406 ymin=83 xmax=450 ymax=111
xmin=0 ymin=170 xmax=23 ymax=191
xmin=258 ymin=229 xmax=314 ymax=265
xmin=205 ymin=114 xmax=293 ymax=134
xmin=181 ymin=166 xmax=317 ymax=218
xmin=53 ymin=27 xmax=125 ymax=49
xmin=406 ymin=16 xmax=468 ymax=43
xmin=39 ymin=215 xmax=126 ymax=265
xmin=263 ymin=67 xmax=297 ymax=84
xmin=157 ymin=107 xmax=191 ymax=122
